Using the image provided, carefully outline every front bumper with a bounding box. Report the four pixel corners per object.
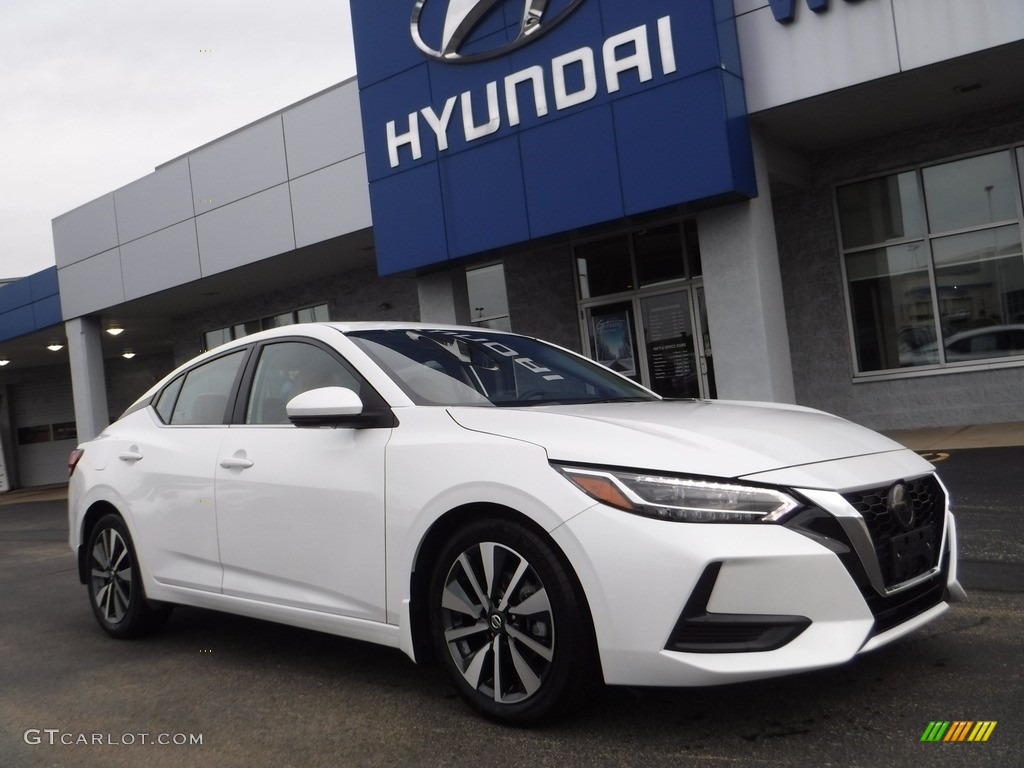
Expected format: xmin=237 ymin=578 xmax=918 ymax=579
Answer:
xmin=554 ymin=484 xmax=962 ymax=688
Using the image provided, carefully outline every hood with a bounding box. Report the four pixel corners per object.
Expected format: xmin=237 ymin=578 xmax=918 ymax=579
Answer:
xmin=448 ymin=399 xmax=910 ymax=479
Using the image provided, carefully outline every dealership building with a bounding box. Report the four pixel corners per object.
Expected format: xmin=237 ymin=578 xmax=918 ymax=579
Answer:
xmin=1 ymin=0 xmax=1023 ymax=489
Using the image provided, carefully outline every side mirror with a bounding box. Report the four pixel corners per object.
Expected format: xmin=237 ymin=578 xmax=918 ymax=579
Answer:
xmin=286 ymin=387 xmax=396 ymax=429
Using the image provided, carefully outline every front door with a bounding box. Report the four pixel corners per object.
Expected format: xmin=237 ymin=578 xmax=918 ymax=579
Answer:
xmin=214 ymin=340 xmax=391 ymax=621
xmin=575 ymin=219 xmax=715 ymax=398
xmin=584 ymin=285 xmax=715 ymax=399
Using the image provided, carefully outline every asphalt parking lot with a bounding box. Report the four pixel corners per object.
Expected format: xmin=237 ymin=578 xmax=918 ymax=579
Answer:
xmin=1 ymin=448 xmax=1021 ymax=768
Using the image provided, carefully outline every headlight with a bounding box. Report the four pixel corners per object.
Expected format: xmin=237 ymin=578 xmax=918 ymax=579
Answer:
xmin=553 ymin=464 xmax=801 ymax=523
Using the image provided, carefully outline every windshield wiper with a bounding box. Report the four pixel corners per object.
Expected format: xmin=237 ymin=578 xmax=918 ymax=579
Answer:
xmin=491 ymin=396 xmax=654 ymax=407
xmin=569 ymin=396 xmax=654 ymax=404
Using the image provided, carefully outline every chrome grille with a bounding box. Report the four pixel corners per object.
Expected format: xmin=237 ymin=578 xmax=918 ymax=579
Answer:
xmin=842 ymin=475 xmax=945 ymax=589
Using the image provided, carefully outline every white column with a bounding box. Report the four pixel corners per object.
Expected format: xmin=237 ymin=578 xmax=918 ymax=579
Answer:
xmin=417 ymin=268 xmax=471 ymax=324
xmin=66 ymin=317 xmax=110 ymax=441
xmin=699 ymin=128 xmax=796 ymax=404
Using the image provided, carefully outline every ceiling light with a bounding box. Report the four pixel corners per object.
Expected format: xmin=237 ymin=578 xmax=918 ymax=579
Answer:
xmin=106 ymin=325 xmax=124 ymax=336
xmin=47 ymin=343 xmax=64 ymax=352
xmin=0 ymin=359 xmax=9 ymax=366
xmin=122 ymin=349 xmax=136 ymax=359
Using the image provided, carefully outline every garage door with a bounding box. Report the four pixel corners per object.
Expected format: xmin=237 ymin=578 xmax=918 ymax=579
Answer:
xmin=11 ymin=374 xmax=77 ymax=488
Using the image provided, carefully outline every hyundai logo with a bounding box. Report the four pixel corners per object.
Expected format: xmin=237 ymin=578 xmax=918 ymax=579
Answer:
xmin=411 ymin=0 xmax=587 ymax=63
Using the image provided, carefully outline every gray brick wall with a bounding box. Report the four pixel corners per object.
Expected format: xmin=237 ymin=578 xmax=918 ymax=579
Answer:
xmin=504 ymin=243 xmax=582 ymax=354
xmin=773 ymin=102 xmax=1024 ymax=429
xmin=105 ymin=352 xmax=177 ymax=417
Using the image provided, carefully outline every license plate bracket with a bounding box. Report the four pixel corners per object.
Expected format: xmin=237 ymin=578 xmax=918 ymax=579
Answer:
xmin=890 ymin=526 xmax=936 ymax=583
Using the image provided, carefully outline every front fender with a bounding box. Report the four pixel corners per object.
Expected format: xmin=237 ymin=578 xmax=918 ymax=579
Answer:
xmin=383 ymin=409 xmax=592 ymax=627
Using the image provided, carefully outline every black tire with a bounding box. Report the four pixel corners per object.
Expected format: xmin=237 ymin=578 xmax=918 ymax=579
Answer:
xmin=428 ymin=518 xmax=599 ymax=725
xmin=86 ymin=513 xmax=172 ymax=638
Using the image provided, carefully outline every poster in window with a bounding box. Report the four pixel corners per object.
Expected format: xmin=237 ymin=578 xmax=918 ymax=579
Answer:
xmin=642 ymin=295 xmax=698 ymax=398
xmin=592 ymin=310 xmax=636 ymax=376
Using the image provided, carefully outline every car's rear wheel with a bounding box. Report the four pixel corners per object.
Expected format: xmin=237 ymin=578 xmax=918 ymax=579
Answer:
xmin=429 ymin=518 xmax=598 ymax=725
xmin=86 ymin=514 xmax=172 ymax=638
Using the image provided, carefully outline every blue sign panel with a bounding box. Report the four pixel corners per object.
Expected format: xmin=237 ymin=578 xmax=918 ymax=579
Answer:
xmin=0 ymin=267 xmax=62 ymax=342
xmin=351 ymin=0 xmax=755 ymax=275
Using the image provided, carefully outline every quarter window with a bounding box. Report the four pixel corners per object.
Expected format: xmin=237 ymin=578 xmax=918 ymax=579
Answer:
xmin=838 ymin=148 xmax=1024 ymax=374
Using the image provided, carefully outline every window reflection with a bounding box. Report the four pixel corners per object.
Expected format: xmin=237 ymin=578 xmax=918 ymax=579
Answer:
xmin=923 ymin=151 xmax=1017 ymax=233
xmin=933 ymin=225 xmax=1024 ymax=360
xmin=837 ymin=172 xmax=924 ymax=249
xmin=846 ymin=245 xmax=938 ymax=370
xmin=467 ymin=263 xmax=511 ymax=330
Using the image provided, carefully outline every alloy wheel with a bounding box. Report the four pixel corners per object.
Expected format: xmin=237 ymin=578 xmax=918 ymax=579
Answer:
xmin=90 ymin=526 xmax=134 ymax=625
xmin=440 ymin=541 xmax=555 ymax=704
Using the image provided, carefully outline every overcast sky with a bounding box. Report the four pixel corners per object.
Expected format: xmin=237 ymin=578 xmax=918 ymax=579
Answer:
xmin=0 ymin=0 xmax=356 ymax=279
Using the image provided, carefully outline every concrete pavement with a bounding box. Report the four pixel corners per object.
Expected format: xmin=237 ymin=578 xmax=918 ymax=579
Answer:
xmin=0 ymin=483 xmax=69 ymax=506
xmin=882 ymin=420 xmax=1024 ymax=450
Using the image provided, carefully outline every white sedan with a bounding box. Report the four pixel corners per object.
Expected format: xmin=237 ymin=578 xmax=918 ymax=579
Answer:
xmin=69 ymin=323 xmax=964 ymax=724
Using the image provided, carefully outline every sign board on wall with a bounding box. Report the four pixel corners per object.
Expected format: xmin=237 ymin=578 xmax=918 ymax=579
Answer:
xmin=351 ymin=0 xmax=756 ymax=275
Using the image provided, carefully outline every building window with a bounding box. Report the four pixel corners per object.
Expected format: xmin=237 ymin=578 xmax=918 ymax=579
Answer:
xmin=838 ymin=148 xmax=1024 ymax=375
xmin=575 ymin=221 xmax=702 ymax=302
xmin=467 ymin=264 xmax=511 ymax=330
xmin=17 ymin=425 xmax=52 ymax=445
xmin=202 ymin=303 xmax=330 ymax=351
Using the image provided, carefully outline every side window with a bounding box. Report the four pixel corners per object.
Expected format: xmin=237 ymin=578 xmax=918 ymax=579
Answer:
xmin=167 ymin=351 xmax=246 ymax=426
xmin=245 ymin=342 xmax=365 ymax=425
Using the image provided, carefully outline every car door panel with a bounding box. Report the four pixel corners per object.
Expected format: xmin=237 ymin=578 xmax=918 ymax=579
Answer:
xmin=213 ymin=338 xmax=391 ymax=621
xmin=112 ymin=410 xmax=226 ymax=592
xmin=214 ymin=425 xmax=390 ymax=620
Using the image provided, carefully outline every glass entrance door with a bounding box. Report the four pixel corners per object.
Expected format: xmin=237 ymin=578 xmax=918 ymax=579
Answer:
xmin=583 ymin=285 xmax=716 ymax=399
xmin=640 ymin=291 xmax=700 ymax=398
xmin=575 ymin=218 xmax=715 ymax=398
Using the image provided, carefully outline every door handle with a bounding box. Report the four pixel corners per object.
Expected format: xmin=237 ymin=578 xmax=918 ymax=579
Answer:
xmin=118 ymin=451 xmax=143 ymax=462
xmin=219 ymin=457 xmax=254 ymax=470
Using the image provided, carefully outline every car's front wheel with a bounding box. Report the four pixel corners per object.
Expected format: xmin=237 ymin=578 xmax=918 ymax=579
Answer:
xmin=429 ymin=518 xmax=598 ymax=725
xmin=86 ymin=514 xmax=172 ymax=638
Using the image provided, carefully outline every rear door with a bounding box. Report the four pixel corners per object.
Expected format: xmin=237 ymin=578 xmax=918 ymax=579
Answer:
xmin=114 ymin=348 xmax=248 ymax=593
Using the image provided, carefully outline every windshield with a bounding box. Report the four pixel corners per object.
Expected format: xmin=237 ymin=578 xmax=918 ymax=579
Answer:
xmin=347 ymin=329 xmax=658 ymax=407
